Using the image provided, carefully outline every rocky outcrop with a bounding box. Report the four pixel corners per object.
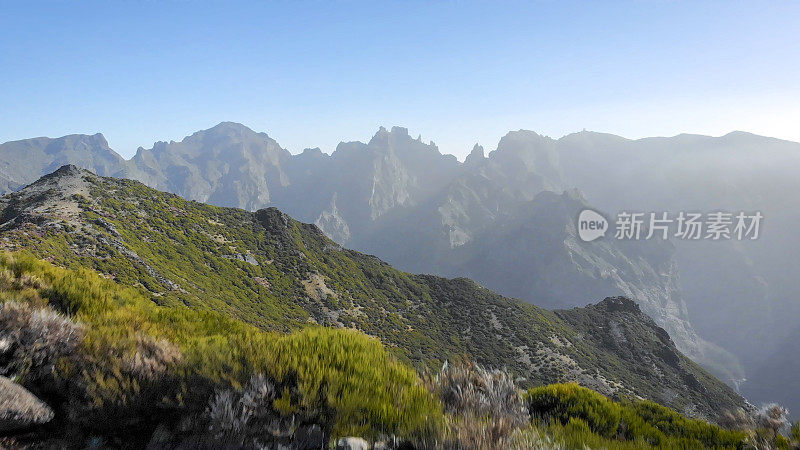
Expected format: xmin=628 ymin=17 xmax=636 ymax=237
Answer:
xmin=336 ymin=437 xmax=369 ymax=450
xmin=315 ymin=193 xmax=351 ymax=244
xmin=0 ymin=376 xmax=54 ymax=433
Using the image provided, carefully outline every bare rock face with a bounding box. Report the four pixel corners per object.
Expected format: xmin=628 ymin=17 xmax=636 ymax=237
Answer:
xmin=315 ymin=193 xmax=351 ymax=244
xmin=0 ymin=376 xmax=54 ymax=433
xmin=336 ymin=437 xmax=369 ymax=450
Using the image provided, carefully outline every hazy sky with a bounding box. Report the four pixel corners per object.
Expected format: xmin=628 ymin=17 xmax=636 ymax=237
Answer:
xmin=2 ymin=1 xmax=799 ymax=159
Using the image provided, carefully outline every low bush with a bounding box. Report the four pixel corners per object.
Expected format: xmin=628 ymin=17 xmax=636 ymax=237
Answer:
xmin=201 ymin=373 xmax=311 ymax=447
xmin=423 ymin=361 xmax=529 ymax=449
xmin=527 ymin=383 xmax=621 ymax=438
xmin=426 ymin=361 xmax=527 ymax=426
xmin=527 ymin=383 xmax=747 ymax=449
xmin=0 ymin=300 xmax=85 ymax=380
xmin=0 ymin=251 xmax=765 ymax=449
xmin=261 ymin=327 xmax=443 ymax=441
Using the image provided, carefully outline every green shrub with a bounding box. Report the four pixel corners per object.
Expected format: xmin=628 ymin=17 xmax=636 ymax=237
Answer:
xmin=0 ymin=251 xmax=754 ymax=449
xmin=621 ymin=400 xmax=746 ymax=447
xmin=260 ymin=327 xmax=444 ymax=440
xmin=527 ymin=383 xmax=621 ymax=437
xmin=526 ymin=383 xmax=747 ymax=449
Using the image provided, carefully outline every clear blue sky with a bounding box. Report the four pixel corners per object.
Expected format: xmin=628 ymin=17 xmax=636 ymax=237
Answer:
xmin=2 ymin=0 xmax=799 ymax=159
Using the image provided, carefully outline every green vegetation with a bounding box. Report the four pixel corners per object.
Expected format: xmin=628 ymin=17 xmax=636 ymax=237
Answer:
xmin=528 ymin=383 xmax=621 ymax=438
xmin=0 ymin=168 xmax=748 ymax=428
xmin=0 ymin=252 xmax=442 ymax=446
xmin=528 ymin=383 xmax=748 ymax=449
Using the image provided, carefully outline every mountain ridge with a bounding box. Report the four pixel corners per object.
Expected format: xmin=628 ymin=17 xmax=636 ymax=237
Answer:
xmin=0 ymin=165 xmax=748 ymax=419
xmin=6 ymin=122 xmax=799 ymax=165
xmin=2 ymin=123 xmax=798 ymax=413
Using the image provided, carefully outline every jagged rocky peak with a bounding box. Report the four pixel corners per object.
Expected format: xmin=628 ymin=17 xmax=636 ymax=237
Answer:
xmin=294 ymin=147 xmax=329 ymax=164
xmin=367 ymin=126 xmax=390 ymax=145
xmin=314 ymin=193 xmax=351 ymax=244
xmin=559 ymin=129 xmax=628 ymax=141
xmin=255 ymin=206 xmax=293 ymax=229
xmin=391 ymin=125 xmax=409 ymax=136
xmin=560 ymin=296 xmax=677 ymax=350
xmin=211 ymin=121 xmax=252 ymax=130
xmin=486 ymin=129 xmax=564 ymax=191
xmin=300 ymin=147 xmax=324 ymax=156
xmin=127 ymin=122 xmax=291 ymax=210
xmin=140 ymin=122 xmax=280 ymax=160
xmin=464 ymin=143 xmax=486 ymax=165
xmin=493 ymin=129 xmax=549 ymax=149
xmin=0 ymin=165 xmax=99 ymax=229
xmin=25 ymin=164 xmax=98 ymax=198
xmin=0 ymin=131 xmax=130 ymax=195
xmin=204 ymin=121 xmax=262 ymax=136
xmin=491 ymin=130 xmax=558 ymax=163
xmin=40 ymin=164 xmax=89 ymax=180
xmin=368 ymin=125 xmax=411 ymax=148
xmin=366 ymin=126 xmax=441 ymax=154
xmin=256 ymin=204 xmax=341 ymax=244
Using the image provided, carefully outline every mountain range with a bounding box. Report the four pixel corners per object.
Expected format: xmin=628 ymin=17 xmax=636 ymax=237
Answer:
xmin=0 ymin=165 xmax=747 ymax=419
xmin=1 ymin=122 xmax=797 ymax=415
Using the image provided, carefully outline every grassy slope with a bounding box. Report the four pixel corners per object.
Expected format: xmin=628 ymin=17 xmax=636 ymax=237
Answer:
xmin=0 ymin=166 xmax=745 ymax=419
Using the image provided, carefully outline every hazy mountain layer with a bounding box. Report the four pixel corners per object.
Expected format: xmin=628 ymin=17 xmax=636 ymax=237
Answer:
xmin=0 ymin=133 xmax=127 ymax=192
xmin=129 ymin=122 xmax=292 ymax=210
xmin=553 ymin=131 xmax=800 ymax=414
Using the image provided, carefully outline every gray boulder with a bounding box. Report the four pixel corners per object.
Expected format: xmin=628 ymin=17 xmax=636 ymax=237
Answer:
xmin=336 ymin=437 xmax=369 ymax=450
xmin=0 ymin=375 xmax=54 ymax=433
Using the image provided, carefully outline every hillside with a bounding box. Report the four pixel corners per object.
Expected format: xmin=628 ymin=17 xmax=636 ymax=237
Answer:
xmin=0 ymin=252 xmax=761 ymax=448
xmin=0 ymin=165 xmax=747 ymax=419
